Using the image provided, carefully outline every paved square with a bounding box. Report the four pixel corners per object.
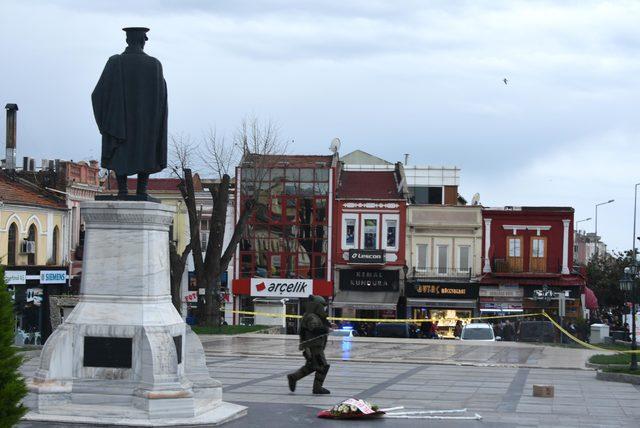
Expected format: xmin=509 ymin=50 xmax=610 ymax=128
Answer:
xmin=18 ymin=337 xmax=640 ymax=427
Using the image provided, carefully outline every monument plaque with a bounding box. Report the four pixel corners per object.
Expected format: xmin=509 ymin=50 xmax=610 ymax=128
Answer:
xmin=83 ymin=337 xmax=133 ymax=368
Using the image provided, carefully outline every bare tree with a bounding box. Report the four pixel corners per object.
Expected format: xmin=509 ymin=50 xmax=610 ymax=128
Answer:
xmin=171 ymin=117 xmax=287 ymax=327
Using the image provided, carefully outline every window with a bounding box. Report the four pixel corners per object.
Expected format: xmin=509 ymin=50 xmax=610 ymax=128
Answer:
xmin=416 ymin=244 xmax=428 ymax=271
xmin=343 ymin=216 xmax=357 ymax=248
xmin=383 ymin=215 xmax=399 ymax=250
xmin=530 ymin=237 xmax=547 ymax=273
xmin=52 ymin=226 xmax=59 ymax=265
xmin=7 ymin=223 xmax=17 ymax=266
xmin=362 ymin=216 xmax=378 ymax=250
xmin=437 ymin=245 xmax=448 ymax=274
xmin=409 ymin=186 xmax=443 ymax=205
xmin=386 ymin=220 xmax=397 ymax=248
xmin=506 ymin=236 xmax=523 ymax=272
xmin=508 ymin=237 xmax=521 ymax=257
xmin=27 ymin=224 xmax=37 ymax=265
xmin=532 ymin=238 xmax=545 ymax=257
xmin=458 ymin=246 xmax=470 ymax=273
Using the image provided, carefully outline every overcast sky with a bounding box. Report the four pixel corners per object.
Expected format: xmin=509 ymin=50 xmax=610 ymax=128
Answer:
xmin=1 ymin=0 xmax=639 ymax=252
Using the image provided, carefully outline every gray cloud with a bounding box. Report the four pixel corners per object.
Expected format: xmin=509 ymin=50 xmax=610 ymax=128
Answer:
xmin=0 ymin=0 xmax=639 ymax=250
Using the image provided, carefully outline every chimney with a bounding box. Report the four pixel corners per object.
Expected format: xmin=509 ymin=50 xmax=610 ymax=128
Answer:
xmin=29 ymin=158 xmax=35 ymax=171
xmin=404 ymin=153 xmax=409 ymax=166
xmin=5 ymin=104 xmax=18 ymax=170
xmin=42 ymin=159 xmax=49 ymax=170
xmin=23 ymin=156 xmax=29 ymax=171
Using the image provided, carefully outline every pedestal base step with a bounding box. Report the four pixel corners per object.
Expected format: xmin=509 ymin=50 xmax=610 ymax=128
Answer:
xmin=23 ymin=401 xmax=247 ymax=427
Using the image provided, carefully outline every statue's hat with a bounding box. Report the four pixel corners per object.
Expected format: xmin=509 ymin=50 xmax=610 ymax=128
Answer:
xmin=122 ymin=27 xmax=149 ymax=41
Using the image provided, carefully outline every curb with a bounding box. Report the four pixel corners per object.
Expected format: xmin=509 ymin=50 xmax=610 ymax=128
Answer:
xmin=596 ymin=370 xmax=640 ymax=385
xmin=205 ymin=351 xmax=596 ymax=371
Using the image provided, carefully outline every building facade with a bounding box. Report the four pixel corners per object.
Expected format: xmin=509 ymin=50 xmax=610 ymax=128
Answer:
xmin=480 ymin=207 xmax=584 ymax=319
xmin=405 ymin=203 xmax=482 ymax=337
xmin=331 ymin=163 xmax=408 ymax=320
xmin=1 ymin=171 xmax=70 ymax=344
xmin=232 ymin=154 xmax=336 ymax=331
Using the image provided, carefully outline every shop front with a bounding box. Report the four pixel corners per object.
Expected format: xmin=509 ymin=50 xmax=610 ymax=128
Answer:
xmin=4 ymin=266 xmax=70 ymax=344
xmin=405 ymin=281 xmax=478 ymax=337
xmin=332 ymin=268 xmax=400 ymax=322
xmin=232 ymin=277 xmax=332 ymax=333
xmin=478 ymin=284 xmax=524 ymax=315
xmin=522 ymin=286 xmax=582 ymax=319
xmin=480 ymin=283 xmax=582 ymax=320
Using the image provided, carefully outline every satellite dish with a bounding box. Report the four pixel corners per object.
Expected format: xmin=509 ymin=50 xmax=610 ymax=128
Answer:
xmin=471 ymin=193 xmax=480 ymax=206
xmin=329 ymin=137 xmax=341 ymax=153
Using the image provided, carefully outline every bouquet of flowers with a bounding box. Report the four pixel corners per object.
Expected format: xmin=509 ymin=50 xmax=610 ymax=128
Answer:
xmin=318 ymin=398 xmax=384 ymax=419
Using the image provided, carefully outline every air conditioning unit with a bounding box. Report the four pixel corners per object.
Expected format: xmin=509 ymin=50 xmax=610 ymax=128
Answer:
xmin=21 ymin=240 xmax=36 ymax=254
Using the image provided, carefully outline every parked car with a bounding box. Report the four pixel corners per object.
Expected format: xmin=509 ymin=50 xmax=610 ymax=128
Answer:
xmin=374 ymin=323 xmax=411 ymax=338
xmin=518 ymin=321 xmax=555 ymax=343
xmin=460 ymin=323 xmax=497 ymax=341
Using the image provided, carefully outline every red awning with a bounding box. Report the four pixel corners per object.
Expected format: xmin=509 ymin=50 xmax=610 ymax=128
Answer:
xmin=584 ymin=287 xmax=598 ymax=310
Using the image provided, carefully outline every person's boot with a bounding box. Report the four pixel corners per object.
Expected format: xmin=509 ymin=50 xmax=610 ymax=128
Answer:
xmin=136 ymin=173 xmax=149 ymax=197
xmin=312 ymin=364 xmax=331 ymax=394
xmin=287 ymin=374 xmax=297 ymax=392
xmin=116 ymin=175 xmax=128 ymax=198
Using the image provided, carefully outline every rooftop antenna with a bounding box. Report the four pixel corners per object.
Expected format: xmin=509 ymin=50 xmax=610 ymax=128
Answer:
xmin=329 ymin=137 xmax=341 ymax=154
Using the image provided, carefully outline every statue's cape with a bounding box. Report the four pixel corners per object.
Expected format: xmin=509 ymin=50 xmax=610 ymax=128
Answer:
xmin=91 ymin=51 xmax=168 ymax=175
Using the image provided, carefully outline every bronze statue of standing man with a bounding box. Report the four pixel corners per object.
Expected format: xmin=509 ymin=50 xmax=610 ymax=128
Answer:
xmin=92 ymin=27 xmax=167 ymax=199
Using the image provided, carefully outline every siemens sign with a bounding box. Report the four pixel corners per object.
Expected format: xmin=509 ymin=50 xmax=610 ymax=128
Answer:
xmin=39 ymin=271 xmax=68 ymax=284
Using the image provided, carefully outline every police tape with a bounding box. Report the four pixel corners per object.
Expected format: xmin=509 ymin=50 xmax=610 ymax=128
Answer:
xmin=230 ymin=310 xmax=545 ymax=324
xmin=540 ymin=311 xmax=640 ymax=354
xmin=231 ymin=309 xmax=640 ymax=354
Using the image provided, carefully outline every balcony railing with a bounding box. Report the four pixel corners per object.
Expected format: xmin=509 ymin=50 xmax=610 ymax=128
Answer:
xmin=491 ymin=258 xmax=562 ymax=274
xmin=409 ymin=267 xmax=472 ymax=281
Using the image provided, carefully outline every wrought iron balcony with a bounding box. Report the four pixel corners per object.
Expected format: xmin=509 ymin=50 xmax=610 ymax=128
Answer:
xmin=408 ymin=267 xmax=472 ymax=281
xmin=491 ymin=257 xmax=562 ymax=274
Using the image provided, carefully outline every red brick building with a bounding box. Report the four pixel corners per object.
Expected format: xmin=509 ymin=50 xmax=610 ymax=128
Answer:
xmin=232 ymin=154 xmax=336 ymax=331
xmin=480 ymin=207 xmax=584 ymax=319
xmin=331 ymin=163 xmax=408 ymax=320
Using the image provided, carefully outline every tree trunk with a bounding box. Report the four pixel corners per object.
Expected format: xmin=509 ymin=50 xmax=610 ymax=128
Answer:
xmin=169 ymin=242 xmax=191 ymax=315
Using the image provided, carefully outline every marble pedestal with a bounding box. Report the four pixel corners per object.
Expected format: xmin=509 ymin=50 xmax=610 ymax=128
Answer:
xmin=24 ymin=201 xmax=246 ymax=426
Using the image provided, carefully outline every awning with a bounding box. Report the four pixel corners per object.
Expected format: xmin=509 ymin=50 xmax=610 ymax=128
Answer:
xmin=407 ymin=298 xmax=477 ymax=309
xmin=584 ymin=287 xmax=599 ymax=310
xmin=332 ymin=291 xmax=399 ymax=310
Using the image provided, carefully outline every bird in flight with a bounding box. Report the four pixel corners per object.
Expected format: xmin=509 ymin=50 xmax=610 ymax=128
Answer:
xmin=503 ymin=78 xmax=508 ymax=85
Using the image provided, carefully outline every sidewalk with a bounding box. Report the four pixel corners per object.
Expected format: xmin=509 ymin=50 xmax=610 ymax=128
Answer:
xmin=199 ymin=334 xmax=605 ymax=369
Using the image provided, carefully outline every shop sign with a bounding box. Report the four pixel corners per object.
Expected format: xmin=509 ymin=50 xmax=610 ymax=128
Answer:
xmin=250 ymin=278 xmax=313 ymax=298
xmin=339 ymin=269 xmax=399 ymax=292
xmin=480 ymin=302 xmax=523 ymax=311
xmin=348 ymin=249 xmax=385 ymax=264
xmin=479 ymin=285 xmax=523 ymax=298
xmin=39 ymin=270 xmax=68 ymax=284
xmin=4 ymin=270 xmax=26 ymax=285
xmin=406 ymin=282 xmax=477 ymax=299
xmin=184 ymin=291 xmax=198 ymax=303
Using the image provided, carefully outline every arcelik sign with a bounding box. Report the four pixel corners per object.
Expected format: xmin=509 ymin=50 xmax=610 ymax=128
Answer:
xmin=250 ymin=278 xmax=313 ymax=298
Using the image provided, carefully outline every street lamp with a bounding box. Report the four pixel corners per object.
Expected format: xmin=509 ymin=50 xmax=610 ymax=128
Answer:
xmin=575 ymin=217 xmax=591 ymax=232
xmin=594 ymin=200 xmax=614 ymax=257
xmin=619 ymin=266 xmax=637 ymax=371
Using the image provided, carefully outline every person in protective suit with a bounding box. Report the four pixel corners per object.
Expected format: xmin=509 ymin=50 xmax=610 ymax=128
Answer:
xmin=287 ymin=295 xmax=331 ymax=394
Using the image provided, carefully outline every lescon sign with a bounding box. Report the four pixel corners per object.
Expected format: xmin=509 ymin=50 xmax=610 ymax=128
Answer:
xmin=348 ymin=249 xmax=385 ymax=264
